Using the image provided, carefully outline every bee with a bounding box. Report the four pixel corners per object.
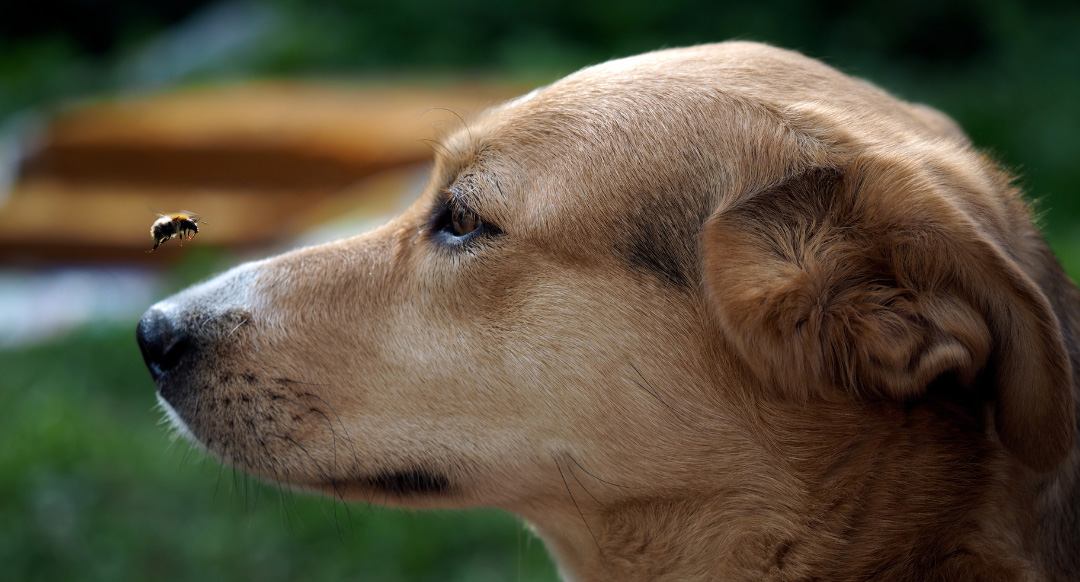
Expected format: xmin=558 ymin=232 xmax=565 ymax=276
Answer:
xmin=148 ymin=213 xmax=206 ymax=252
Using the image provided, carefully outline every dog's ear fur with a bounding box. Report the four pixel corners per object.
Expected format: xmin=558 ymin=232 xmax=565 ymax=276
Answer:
xmin=702 ymin=154 xmax=1074 ymax=471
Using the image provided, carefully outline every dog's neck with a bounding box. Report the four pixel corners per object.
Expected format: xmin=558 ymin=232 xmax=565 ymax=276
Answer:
xmin=531 ymin=492 xmax=802 ymax=582
xmin=526 ymin=400 xmax=1042 ymax=582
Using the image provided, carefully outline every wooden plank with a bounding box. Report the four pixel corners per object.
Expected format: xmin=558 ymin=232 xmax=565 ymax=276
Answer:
xmin=0 ymin=81 xmax=522 ymax=263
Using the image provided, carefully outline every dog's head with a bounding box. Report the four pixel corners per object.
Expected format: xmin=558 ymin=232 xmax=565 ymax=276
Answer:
xmin=137 ymin=42 xmax=1075 ymax=577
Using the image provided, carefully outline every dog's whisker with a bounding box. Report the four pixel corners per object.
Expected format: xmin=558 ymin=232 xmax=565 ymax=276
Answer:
xmin=281 ymin=433 xmax=341 ymax=499
xmin=212 ymin=454 xmax=226 ymax=504
xmin=275 ymin=393 xmax=348 ymax=480
xmin=249 ymin=481 xmax=262 ymax=520
xmin=230 ymin=462 xmax=240 ymax=500
xmin=197 ymin=311 xmax=226 ymax=331
xmin=279 ymin=429 xmax=352 ymax=539
xmin=555 ymin=455 xmax=605 ymax=561
xmin=423 ymin=106 xmax=473 ymax=144
xmin=178 ymin=438 xmax=195 ymax=471
xmin=243 ymin=471 xmax=255 ymax=513
xmin=419 ymin=138 xmax=450 ymax=158
xmin=566 ymin=459 xmax=609 ymax=512
xmin=227 ymin=319 xmax=247 ymax=338
xmin=568 ymin=455 xmax=635 ymax=490
xmin=275 ymin=464 xmax=301 ymax=535
xmin=297 ymin=390 xmax=364 ymax=472
xmin=628 ymin=363 xmax=696 ymax=427
xmin=257 ymin=437 xmax=300 ymax=533
xmin=162 ymin=431 xmax=183 ymax=460
xmin=247 ymin=414 xmax=277 ymax=488
xmin=284 ymin=395 xmax=342 ymax=473
xmin=320 ymin=488 xmax=350 ymax=543
xmin=277 ymin=377 xmax=330 ymax=387
xmin=277 ymin=391 xmax=373 ymax=510
xmin=336 ymin=491 xmax=355 ymax=535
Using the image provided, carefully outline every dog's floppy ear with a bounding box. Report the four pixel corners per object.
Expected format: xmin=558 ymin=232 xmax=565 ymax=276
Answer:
xmin=702 ymin=154 xmax=1074 ymax=471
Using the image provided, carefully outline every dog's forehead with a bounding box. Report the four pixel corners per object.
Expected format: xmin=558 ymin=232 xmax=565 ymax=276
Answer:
xmin=444 ymin=42 xmax=841 ymax=181
xmin=431 ymin=41 xmax=942 ymax=259
xmin=428 ymin=46 xmax=798 ymax=254
xmin=446 ymin=63 xmax=716 ymax=189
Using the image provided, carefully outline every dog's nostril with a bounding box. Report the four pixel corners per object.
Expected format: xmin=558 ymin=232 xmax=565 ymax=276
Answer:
xmin=136 ymin=308 xmax=191 ymax=380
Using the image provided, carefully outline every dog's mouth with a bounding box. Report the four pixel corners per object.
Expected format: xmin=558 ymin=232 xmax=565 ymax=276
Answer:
xmin=153 ymin=371 xmax=330 ymax=479
xmin=149 ymin=356 xmax=460 ymax=502
xmin=137 ymin=293 xmax=463 ymax=503
xmin=327 ymin=468 xmax=453 ymax=498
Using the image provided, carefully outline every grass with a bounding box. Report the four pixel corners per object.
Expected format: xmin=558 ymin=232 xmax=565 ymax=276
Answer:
xmin=0 ymin=323 xmax=558 ymax=582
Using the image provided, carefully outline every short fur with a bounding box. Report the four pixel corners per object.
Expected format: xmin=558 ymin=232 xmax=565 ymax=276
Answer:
xmin=136 ymin=42 xmax=1080 ymax=581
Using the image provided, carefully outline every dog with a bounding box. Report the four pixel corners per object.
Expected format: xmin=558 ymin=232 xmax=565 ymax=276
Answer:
xmin=136 ymin=42 xmax=1080 ymax=581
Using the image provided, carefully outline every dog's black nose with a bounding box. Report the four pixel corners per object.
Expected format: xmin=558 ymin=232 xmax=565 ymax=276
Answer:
xmin=136 ymin=308 xmax=191 ymax=381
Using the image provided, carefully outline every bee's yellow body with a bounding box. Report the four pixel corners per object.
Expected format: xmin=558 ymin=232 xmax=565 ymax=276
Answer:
xmin=149 ymin=213 xmax=204 ymax=252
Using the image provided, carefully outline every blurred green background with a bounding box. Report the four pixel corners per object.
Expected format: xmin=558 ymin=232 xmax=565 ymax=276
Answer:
xmin=2 ymin=1 xmax=1078 ymax=580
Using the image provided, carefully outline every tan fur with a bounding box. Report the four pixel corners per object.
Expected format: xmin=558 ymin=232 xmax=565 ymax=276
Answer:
xmin=141 ymin=42 xmax=1080 ymax=581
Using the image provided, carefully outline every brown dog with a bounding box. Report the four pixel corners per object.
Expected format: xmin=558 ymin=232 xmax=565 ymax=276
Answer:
xmin=136 ymin=42 xmax=1080 ymax=581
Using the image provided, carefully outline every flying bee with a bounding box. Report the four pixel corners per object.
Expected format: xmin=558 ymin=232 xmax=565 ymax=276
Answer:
xmin=148 ymin=213 xmax=206 ymax=252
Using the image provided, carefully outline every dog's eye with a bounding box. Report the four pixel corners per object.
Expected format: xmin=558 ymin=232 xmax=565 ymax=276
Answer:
xmin=431 ymin=196 xmax=499 ymax=248
xmin=450 ymin=204 xmax=480 ymax=237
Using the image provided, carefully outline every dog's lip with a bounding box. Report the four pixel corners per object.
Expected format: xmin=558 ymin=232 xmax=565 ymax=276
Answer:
xmin=156 ymin=392 xmax=201 ymax=445
xmin=309 ymin=468 xmax=455 ymax=501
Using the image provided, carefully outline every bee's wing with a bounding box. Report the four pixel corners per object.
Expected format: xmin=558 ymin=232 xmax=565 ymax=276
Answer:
xmin=187 ymin=212 xmax=209 ymax=225
xmin=177 ymin=210 xmax=207 ymax=224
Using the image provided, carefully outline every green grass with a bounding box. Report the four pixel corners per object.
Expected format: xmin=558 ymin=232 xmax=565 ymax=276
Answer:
xmin=0 ymin=324 xmax=558 ymax=582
